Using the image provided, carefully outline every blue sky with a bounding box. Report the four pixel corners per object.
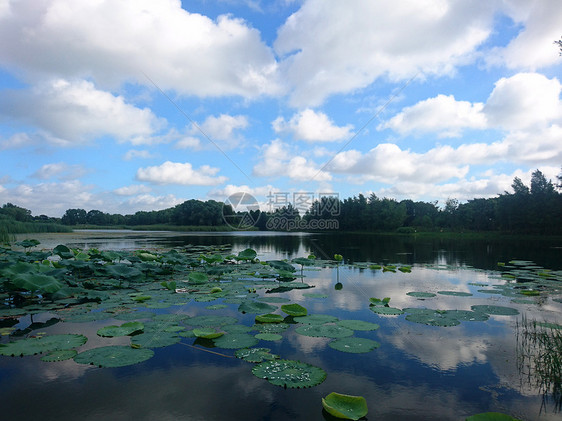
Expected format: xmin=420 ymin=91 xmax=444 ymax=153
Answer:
xmin=0 ymin=0 xmax=561 ymax=217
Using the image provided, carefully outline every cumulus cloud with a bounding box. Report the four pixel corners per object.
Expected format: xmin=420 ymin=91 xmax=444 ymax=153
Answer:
xmin=0 ymin=79 xmax=164 ymax=146
xmin=275 ymin=0 xmax=494 ymax=105
xmin=196 ymin=114 xmax=249 ymax=141
xmin=252 ymin=139 xmax=331 ymax=181
xmin=136 ymin=161 xmax=228 ymax=185
xmin=379 ymin=94 xmax=486 ymax=137
xmin=0 ymin=0 xmax=280 ymax=97
xmin=31 ymin=162 xmax=87 ymax=180
xmin=272 ymin=109 xmax=354 ymax=142
xmin=113 ymin=184 xmax=152 ymax=196
xmin=123 ymin=150 xmax=156 ymax=161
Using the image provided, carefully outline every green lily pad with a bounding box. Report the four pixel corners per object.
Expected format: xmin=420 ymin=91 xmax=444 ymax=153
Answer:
xmin=235 ymin=347 xmax=279 ymax=363
xmin=281 ymin=303 xmax=308 ymax=317
xmin=322 ymin=392 xmax=368 ymax=420
xmin=74 ymin=346 xmax=154 ymax=367
xmin=130 ymin=331 xmax=181 ymax=348
xmin=255 ymin=313 xmax=285 ymax=323
xmin=405 ymin=309 xmax=461 ymax=327
xmin=407 ymin=292 xmax=436 ymax=298
xmin=187 ymin=272 xmax=208 ymax=285
xmin=295 ymin=324 xmax=354 ymax=338
xmin=213 ymin=333 xmax=259 ymax=349
xmin=187 ymin=315 xmax=238 ymax=327
xmin=266 ymin=260 xmax=296 ymax=272
xmin=41 ymin=349 xmax=78 ymax=362
xmin=465 ymin=412 xmax=521 ymax=421
xmin=237 ymin=248 xmax=257 ymax=261
xmin=11 ymin=273 xmax=63 ymax=294
xmin=253 ymin=323 xmax=290 ymax=334
xmin=328 ymin=337 xmax=380 ymax=354
xmin=336 ymin=320 xmax=379 ymax=331
xmin=252 ymin=359 xmax=326 ymax=388
xmin=192 ymin=328 xmax=224 ymax=339
xmin=97 ymin=322 xmax=144 ymax=337
xmin=437 ymin=291 xmax=473 ymax=297
xmin=294 ymin=314 xmax=339 ymax=324
xmin=0 ymin=334 xmax=87 ymax=356
xmin=238 ymin=300 xmax=277 ymax=314
xmin=255 ymin=333 xmax=282 ymax=341
xmin=471 ymin=305 xmax=520 ymax=316
xmin=370 ymin=307 xmax=404 ymax=315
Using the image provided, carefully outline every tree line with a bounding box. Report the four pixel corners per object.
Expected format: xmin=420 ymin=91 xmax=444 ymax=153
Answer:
xmin=1 ymin=169 xmax=561 ymax=235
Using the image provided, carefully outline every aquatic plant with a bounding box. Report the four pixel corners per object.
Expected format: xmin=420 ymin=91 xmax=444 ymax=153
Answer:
xmin=322 ymin=392 xmax=368 ymax=420
xmin=252 ymin=359 xmax=326 ymax=388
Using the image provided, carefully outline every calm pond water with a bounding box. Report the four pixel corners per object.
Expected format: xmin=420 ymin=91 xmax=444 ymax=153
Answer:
xmin=2 ymin=231 xmax=562 ymax=421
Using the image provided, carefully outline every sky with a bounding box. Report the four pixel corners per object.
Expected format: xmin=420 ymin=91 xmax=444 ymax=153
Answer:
xmin=0 ymin=0 xmax=561 ymax=218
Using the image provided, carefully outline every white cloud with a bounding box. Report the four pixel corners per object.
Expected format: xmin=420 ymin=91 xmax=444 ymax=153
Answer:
xmin=275 ymin=0 xmax=494 ymax=105
xmin=0 ymin=79 xmax=164 ymax=146
xmin=272 ymin=109 xmax=354 ymax=142
xmin=175 ymin=136 xmax=201 ymax=150
xmin=124 ymin=150 xmax=156 ymax=161
xmin=379 ymin=94 xmax=486 ymax=137
xmin=121 ymin=193 xmax=184 ymax=211
xmin=488 ymin=0 xmax=562 ymax=70
xmin=113 ymin=185 xmax=152 ymax=196
xmin=196 ymin=114 xmax=249 ymax=141
xmin=0 ymin=133 xmax=35 ymax=149
xmin=252 ymin=139 xmax=331 ymax=181
xmin=31 ymin=162 xmax=87 ymax=180
xmin=136 ymin=161 xmax=228 ymax=185
xmin=484 ymin=73 xmax=562 ymax=130
xmin=0 ymin=0 xmax=280 ymax=98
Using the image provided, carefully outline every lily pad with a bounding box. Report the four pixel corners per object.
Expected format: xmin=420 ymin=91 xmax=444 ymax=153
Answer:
xmin=407 ymin=292 xmax=436 ymax=298
xmin=238 ymin=300 xmax=277 ymax=314
xmin=328 ymin=337 xmax=380 ymax=354
xmin=187 ymin=315 xmax=238 ymax=327
xmin=255 ymin=333 xmax=282 ymax=341
xmin=0 ymin=334 xmax=87 ymax=356
xmin=187 ymin=272 xmax=208 ymax=285
xmin=437 ymin=291 xmax=473 ymax=297
xmin=252 ymin=359 xmax=326 ymax=388
xmin=471 ymin=305 xmax=520 ymax=316
xmin=295 ymin=324 xmax=354 ymax=338
xmin=281 ymin=303 xmax=308 ymax=317
xmin=237 ymin=248 xmax=257 ymax=261
xmin=213 ymin=333 xmax=259 ymax=349
xmin=405 ymin=310 xmax=461 ymax=327
xmin=130 ymin=331 xmax=181 ymax=348
xmin=255 ymin=313 xmax=285 ymax=323
xmin=235 ymin=347 xmax=279 ymax=363
xmin=465 ymin=412 xmax=521 ymax=421
xmin=294 ymin=314 xmax=339 ymax=325
xmin=74 ymin=346 xmax=154 ymax=367
xmin=192 ymin=328 xmax=224 ymax=339
xmin=97 ymin=322 xmax=144 ymax=337
xmin=336 ymin=320 xmax=379 ymax=331
xmin=41 ymin=349 xmax=78 ymax=362
xmin=322 ymin=392 xmax=368 ymax=420
xmin=370 ymin=307 xmax=404 ymax=315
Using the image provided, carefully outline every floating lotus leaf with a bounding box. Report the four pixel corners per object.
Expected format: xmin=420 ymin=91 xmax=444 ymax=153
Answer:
xmin=329 ymin=337 xmax=380 ymax=354
xmin=266 ymin=260 xmax=296 ymax=272
xmin=252 ymin=359 xmax=326 ymax=388
xmin=336 ymin=319 xmax=379 ymax=331
xmin=398 ymin=266 xmax=412 ymax=273
xmin=187 ymin=272 xmax=208 ymax=284
xmin=407 ymin=291 xmax=436 ymax=298
xmin=223 ymin=324 xmax=254 ymax=334
xmin=322 ymin=392 xmax=368 ymax=420
xmin=294 ymin=314 xmax=339 ymax=324
xmin=255 ymin=313 xmax=285 ymax=323
xmin=405 ymin=310 xmax=461 ymax=327
xmin=238 ymin=300 xmax=277 ymax=314
xmin=192 ymin=328 xmax=224 ymax=339
xmin=295 ymin=324 xmax=354 ymax=338
xmin=105 ymin=264 xmax=142 ymax=279
xmin=303 ymin=293 xmax=328 ymax=299
xmin=237 ymin=248 xmax=257 ymax=261
xmin=187 ymin=315 xmax=238 ymax=327
xmin=41 ymin=349 xmax=77 ymax=362
xmin=291 ymin=257 xmax=315 ymax=267
xmin=0 ymin=334 xmax=87 ymax=356
xmin=370 ymin=306 xmax=404 ymax=315
xmin=213 ymin=333 xmax=259 ymax=349
xmin=130 ymin=331 xmax=181 ymax=348
xmin=257 ymin=296 xmax=291 ymax=303
xmin=471 ymin=305 xmax=520 ymax=316
xmin=253 ymin=323 xmax=290 ymax=334
xmin=74 ymin=346 xmax=154 ymax=367
xmin=446 ymin=310 xmax=489 ymax=322
xmin=11 ymin=273 xmax=63 ymax=294
xmin=235 ymin=347 xmax=279 ymax=363
xmin=281 ymin=303 xmax=308 ymax=317
xmin=255 ymin=333 xmax=282 ymax=341
xmin=437 ymin=291 xmax=473 ymax=297
xmin=97 ymin=321 xmax=144 ymax=337
xmin=465 ymin=412 xmax=521 ymax=421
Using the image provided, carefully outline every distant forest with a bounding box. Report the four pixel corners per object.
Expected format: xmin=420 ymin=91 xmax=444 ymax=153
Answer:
xmin=1 ymin=169 xmax=561 ymax=235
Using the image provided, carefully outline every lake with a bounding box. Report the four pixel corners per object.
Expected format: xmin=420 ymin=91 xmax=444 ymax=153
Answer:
xmin=1 ymin=231 xmax=561 ymax=421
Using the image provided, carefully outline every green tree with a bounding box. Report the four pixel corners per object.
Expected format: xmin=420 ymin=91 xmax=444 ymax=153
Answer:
xmin=0 ymin=203 xmax=32 ymax=222
xmin=61 ymin=208 xmax=87 ymax=225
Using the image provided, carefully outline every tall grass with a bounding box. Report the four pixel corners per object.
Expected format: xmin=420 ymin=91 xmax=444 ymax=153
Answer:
xmin=0 ymin=215 xmax=71 ymax=243
xmin=517 ymin=315 xmax=562 ymax=413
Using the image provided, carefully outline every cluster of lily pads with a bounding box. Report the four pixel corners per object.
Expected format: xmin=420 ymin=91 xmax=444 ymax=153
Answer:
xmin=0 ymin=241 xmax=556 ymax=420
